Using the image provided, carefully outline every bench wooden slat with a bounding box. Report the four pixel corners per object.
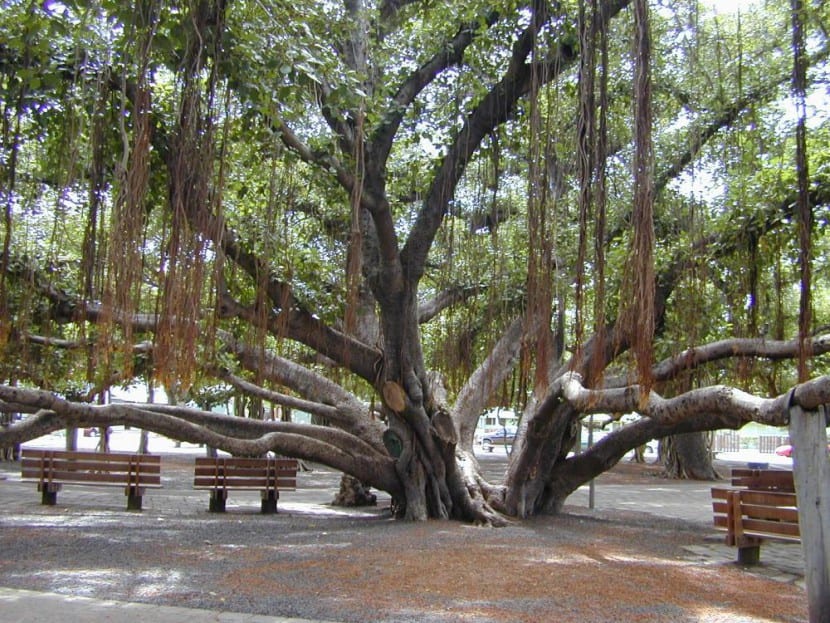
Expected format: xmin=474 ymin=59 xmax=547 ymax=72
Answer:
xmin=194 ymin=457 xmax=295 ymax=468
xmin=193 ymin=476 xmax=296 ymax=489
xmin=193 ymin=465 xmax=294 ymax=478
xmin=22 ymin=460 xmax=161 ymax=475
xmin=22 ymin=449 xmax=161 ymax=464
xmin=710 ymin=487 xmax=729 ymax=499
xmin=22 ymin=469 xmax=160 ymax=486
xmin=736 ymin=489 xmax=797 ymax=506
xmin=193 ymin=457 xmax=296 ymax=468
xmin=739 ymin=502 xmax=799 ymax=523
xmin=742 ymin=518 xmax=801 ymax=539
xmin=21 ymin=455 xmax=161 ymax=467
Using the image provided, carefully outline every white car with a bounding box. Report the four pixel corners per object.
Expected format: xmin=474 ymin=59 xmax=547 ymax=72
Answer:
xmin=481 ymin=426 xmax=517 ymax=452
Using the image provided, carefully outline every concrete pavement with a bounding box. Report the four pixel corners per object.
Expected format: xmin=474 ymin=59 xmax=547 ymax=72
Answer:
xmin=0 ymin=587 xmax=338 ymax=623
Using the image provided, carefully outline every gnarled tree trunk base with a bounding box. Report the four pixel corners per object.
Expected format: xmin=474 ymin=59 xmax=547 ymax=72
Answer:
xmin=332 ymin=474 xmax=378 ymax=507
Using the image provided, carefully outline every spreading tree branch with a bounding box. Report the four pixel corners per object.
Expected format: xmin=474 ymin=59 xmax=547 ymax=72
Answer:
xmin=401 ymin=0 xmax=630 ymax=282
xmin=453 ymin=316 xmax=526 ymax=444
xmin=648 ymin=334 xmax=830 ymax=385
xmin=418 ymin=283 xmax=486 ymax=324
xmin=543 ymin=371 xmax=830 ymax=498
xmin=369 ymin=10 xmax=500 ymax=169
xmin=557 ymin=370 xmax=813 ymax=426
xmin=211 ymin=367 xmax=341 ymax=421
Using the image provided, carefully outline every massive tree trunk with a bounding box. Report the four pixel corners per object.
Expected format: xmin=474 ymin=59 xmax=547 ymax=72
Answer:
xmin=376 ymin=283 xmax=460 ymax=520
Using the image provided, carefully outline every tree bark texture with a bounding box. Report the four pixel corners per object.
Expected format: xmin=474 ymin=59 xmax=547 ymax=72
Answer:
xmin=662 ymin=432 xmax=719 ymax=480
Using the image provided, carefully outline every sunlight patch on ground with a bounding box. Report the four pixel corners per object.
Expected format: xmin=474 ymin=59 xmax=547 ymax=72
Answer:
xmin=527 ymin=551 xmax=603 ymax=566
xmin=692 ymin=606 xmax=784 ymax=623
xmin=130 ymin=571 xmax=186 ymax=599
xmin=1 ymin=513 xmax=134 ymax=529
xmin=278 ymin=501 xmax=385 ymax=517
xmin=603 ymin=552 xmax=692 ymax=566
xmin=17 ymin=569 xmax=182 ymax=597
xmin=271 ymin=541 xmax=355 ymax=552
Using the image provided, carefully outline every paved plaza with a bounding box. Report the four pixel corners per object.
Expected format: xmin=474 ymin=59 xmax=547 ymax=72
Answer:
xmin=0 ymin=432 xmax=808 ymax=622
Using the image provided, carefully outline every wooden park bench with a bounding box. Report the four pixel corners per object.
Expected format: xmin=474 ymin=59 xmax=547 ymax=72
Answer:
xmin=711 ymin=468 xmax=799 ymax=564
xmin=20 ymin=448 xmax=161 ymax=511
xmin=193 ymin=456 xmax=298 ymax=514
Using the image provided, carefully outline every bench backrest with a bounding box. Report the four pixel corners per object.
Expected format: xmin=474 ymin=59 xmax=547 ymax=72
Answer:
xmin=193 ymin=457 xmax=298 ymax=491
xmin=730 ymin=468 xmax=795 ymax=492
xmin=21 ymin=448 xmax=161 ymax=487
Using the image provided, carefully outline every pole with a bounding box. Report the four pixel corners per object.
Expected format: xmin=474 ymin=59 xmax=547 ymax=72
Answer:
xmin=789 ymin=403 xmax=830 ymax=621
xmin=588 ymin=414 xmax=595 ymax=510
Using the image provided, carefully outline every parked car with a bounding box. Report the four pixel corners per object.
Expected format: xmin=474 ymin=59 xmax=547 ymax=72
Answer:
xmin=775 ymin=443 xmax=830 ymax=457
xmin=481 ymin=426 xmax=517 ymax=452
xmin=775 ymin=444 xmax=792 ymax=457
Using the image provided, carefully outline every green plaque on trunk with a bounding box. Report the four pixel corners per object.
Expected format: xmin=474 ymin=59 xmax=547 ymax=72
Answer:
xmin=383 ymin=429 xmax=403 ymax=458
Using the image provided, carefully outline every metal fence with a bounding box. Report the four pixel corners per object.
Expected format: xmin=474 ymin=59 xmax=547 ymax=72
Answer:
xmin=758 ymin=434 xmax=789 ymax=454
xmin=713 ymin=430 xmax=740 ymax=453
xmin=711 ymin=431 xmax=789 ymax=454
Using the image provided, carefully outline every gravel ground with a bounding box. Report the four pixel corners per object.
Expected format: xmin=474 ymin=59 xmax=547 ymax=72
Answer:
xmin=0 ymin=456 xmax=809 ymax=622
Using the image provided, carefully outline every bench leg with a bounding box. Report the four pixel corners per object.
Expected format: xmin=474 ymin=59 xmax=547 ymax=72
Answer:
xmin=126 ymin=487 xmax=144 ymax=511
xmin=209 ymin=490 xmax=227 ymax=512
xmin=38 ymin=483 xmax=61 ymax=506
xmin=261 ymin=490 xmax=278 ymax=514
xmin=737 ymin=545 xmax=761 ymax=565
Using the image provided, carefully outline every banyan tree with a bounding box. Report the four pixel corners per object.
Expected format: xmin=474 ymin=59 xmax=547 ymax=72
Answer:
xmin=0 ymin=0 xmax=829 ymax=531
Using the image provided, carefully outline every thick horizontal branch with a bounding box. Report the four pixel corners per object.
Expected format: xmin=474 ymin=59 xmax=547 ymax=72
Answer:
xmin=12 ymin=256 xmax=382 ymax=389
xmin=558 ymin=371 xmax=830 ymax=427
xmin=418 ymin=283 xmax=486 ymax=324
xmin=598 ymin=334 xmax=830 ymax=388
xmin=222 ymin=335 xmax=388 ymax=452
xmin=211 ymin=367 xmax=340 ymax=421
xmin=22 ymin=332 xmax=153 ymax=354
xmin=217 ymin=295 xmax=381 ymax=388
xmin=530 ymin=371 xmax=830 ymax=499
